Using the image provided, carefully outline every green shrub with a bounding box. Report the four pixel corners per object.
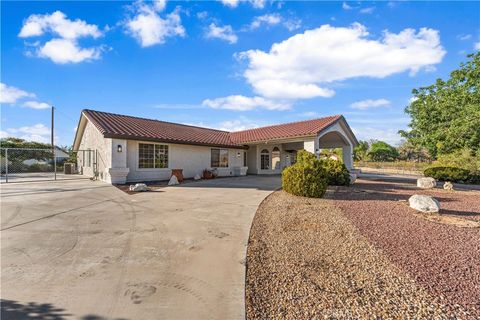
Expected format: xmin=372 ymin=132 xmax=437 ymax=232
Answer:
xmin=424 ymin=166 xmax=470 ymax=182
xmin=282 ymin=150 xmax=328 ymax=198
xmin=320 ymin=158 xmax=350 ymax=186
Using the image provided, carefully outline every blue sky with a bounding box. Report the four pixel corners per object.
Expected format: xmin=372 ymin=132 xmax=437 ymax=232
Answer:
xmin=1 ymin=0 xmax=479 ymax=146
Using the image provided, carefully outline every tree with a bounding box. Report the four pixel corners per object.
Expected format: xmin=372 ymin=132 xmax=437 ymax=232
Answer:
xmin=397 ymin=140 xmax=431 ymax=162
xmin=400 ymin=52 xmax=480 ymax=158
xmin=353 ymin=140 xmax=369 ymax=161
xmin=367 ymin=141 xmax=399 ymax=162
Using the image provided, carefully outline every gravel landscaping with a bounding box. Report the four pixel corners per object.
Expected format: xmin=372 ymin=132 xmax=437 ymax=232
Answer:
xmin=329 ymin=178 xmax=480 ymax=317
xmin=246 ymin=191 xmax=470 ymax=319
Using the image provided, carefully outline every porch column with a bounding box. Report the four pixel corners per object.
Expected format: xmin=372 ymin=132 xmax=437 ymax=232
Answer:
xmin=342 ymin=145 xmax=353 ymax=170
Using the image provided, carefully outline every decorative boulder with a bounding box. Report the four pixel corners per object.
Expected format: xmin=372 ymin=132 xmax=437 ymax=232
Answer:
xmin=168 ymin=175 xmax=179 ymax=186
xmin=417 ymin=177 xmax=437 ymax=189
xmin=349 ymin=173 xmax=357 ymax=185
xmin=129 ymin=183 xmax=148 ymax=192
xmin=408 ymin=195 xmax=440 ymax=213
xmin=443 ymin=181 xmax=454 ymax=190
xmin=194 ymin=174 xmax=202 ymax=180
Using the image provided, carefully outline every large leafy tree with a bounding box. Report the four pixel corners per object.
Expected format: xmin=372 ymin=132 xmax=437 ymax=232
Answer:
xmin=367 ymin=141 xmax=399 ymax=162
xmin=400 ymin=53 xmax=480 ymax=158
xmin=353 ymin=140 xmax=369 ymax=161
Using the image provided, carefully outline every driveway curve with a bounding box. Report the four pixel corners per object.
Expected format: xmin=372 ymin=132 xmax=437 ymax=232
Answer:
xmin=1 ymin=175 xmax=280 ymax=320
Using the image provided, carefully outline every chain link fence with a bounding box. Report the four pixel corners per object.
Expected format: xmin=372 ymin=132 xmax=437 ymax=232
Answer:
xmin=1 ymin=148 xmax=95 ymax=183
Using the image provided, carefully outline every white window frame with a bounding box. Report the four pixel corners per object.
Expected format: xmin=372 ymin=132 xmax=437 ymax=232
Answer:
xmin=137 ymin=142 xmax=170 ymax=170
xmin=260 ymin=149 xmax=270 ymax=170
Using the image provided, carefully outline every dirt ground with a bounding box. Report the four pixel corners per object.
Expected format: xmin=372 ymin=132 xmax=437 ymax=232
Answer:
xmin=246 ymin=179 xmax=479 ymax=319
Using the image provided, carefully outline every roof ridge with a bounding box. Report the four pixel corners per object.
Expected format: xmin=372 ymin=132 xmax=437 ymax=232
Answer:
xmin=82 ymin=109 xmax=232 ymax=133
xmin=230 ymin=115 xmax=342 ymax=134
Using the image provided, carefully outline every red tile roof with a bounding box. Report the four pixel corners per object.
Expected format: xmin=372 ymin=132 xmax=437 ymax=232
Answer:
xmin=81 ymin=109 xmax=342 ymax=148
xmin=230 ymin=115 xmax=342 ymax=144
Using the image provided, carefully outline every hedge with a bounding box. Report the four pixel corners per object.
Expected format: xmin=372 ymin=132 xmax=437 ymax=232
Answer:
xmin=424 ymin=166 xmax=470 ymax=183
xmin=282 ymin=162 xmax=328 ymax=198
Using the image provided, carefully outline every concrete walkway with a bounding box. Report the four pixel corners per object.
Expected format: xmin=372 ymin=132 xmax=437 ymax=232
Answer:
xmin=1 ymin=175 xmax=280 ymax=319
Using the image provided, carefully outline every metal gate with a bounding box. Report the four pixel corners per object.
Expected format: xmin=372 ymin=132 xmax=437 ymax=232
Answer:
xmin=0 ymin=148 xmax=95 ymax=183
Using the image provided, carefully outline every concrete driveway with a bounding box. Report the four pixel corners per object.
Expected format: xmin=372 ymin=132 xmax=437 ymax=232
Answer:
xmin=1 ymin=175 xmax=280 ymax=319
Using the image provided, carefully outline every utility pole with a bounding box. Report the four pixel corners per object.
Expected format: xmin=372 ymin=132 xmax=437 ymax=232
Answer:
xmin=52 ymin=106 xmax=57 ymax=180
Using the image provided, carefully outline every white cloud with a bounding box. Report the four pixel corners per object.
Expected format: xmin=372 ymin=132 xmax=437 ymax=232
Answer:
xmin=6 ymin=123 xmax=51 ymax=143
xmin=359 ymin=7 xmax=375 ymax=14
xmin=205 ymin=23 xmax=238 ymax=44
xmin=19 ymin=11 xmax=102 ymax=39
xmin=352 ymin=126 xmax=403 ymax=146
xmin=283 ymin=18 xmax=302 ymax=32
xmin=475 ymin=42 xmax=480 ymax=50
xmin=18 ymin=11 xmax=104 ymax=64
xmin=239 ymin=23 xmax=445 ymax=100
xmin=350 ymin=98 xmax=390 ymax=110
xmin=0 ymin=83 xmax=35 ymax=104
xmin=342 ymin=2 xmax=354 ymax=10
xmin=217 ymin=116 xmax=261 ymax=131
xmin=220 ymin=0 xmax=240 ymax=8
xmin=38 ymin=38 xmax=102 ymax=64
xmin=125 ymin=2 xmax=185 ymax=47
xmin=153 ymin=0 xmax=167 ymax=12
xmin=0 ymin=131 xmax=8 ymax=139
xmin=457 ymin=34 xmax=472 ymax=41
xmin=197 ymin=11 xmax=208 ymax=19
xmin=219 ymin=0 xmax=265 ymax=9
xmin=250 ymin=14 xmax=281 ymax=29
xmin=22 ymin=101 xmax=51 ymax=109
xmin=202 ymin=95 xmax=291 ymax=111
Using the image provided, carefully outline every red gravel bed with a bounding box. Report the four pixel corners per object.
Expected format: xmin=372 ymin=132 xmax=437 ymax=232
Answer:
xmin=329 ymin=178 xmax=480 ymax=316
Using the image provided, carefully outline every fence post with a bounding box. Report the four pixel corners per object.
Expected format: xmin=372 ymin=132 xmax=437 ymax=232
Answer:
xmin=54 ymin=149 xmax=57 ymax=180
xmin=5 ymin=148 xmax=8 ymax=183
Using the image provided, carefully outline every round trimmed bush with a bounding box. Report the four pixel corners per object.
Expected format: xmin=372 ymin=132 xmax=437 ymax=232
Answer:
xmin=424 ymin=166 xmax=470 ymax=182
xmin=320 ymin=158 xmax=350 ymax=186
xmin=282 ymin=150 xmax=328 ymax=198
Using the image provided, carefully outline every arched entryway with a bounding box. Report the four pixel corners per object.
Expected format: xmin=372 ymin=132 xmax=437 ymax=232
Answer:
xmin=317 ymin=130 xmax=354 ymax=169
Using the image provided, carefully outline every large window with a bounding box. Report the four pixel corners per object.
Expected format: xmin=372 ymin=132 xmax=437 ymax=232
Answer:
xmin=211 ymin=148 xmax=229 ymax=167
xmin=243 ymin=151 xmax=247 ymax=167
xmin=260 ymin=149 xmax=270 ymax=170
xmin=138 ymin=143 xmax=168 ymax=169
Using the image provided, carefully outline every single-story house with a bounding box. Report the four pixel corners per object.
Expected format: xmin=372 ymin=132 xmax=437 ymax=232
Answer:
xmin=73 ymin=109 xmax=358 ymax=184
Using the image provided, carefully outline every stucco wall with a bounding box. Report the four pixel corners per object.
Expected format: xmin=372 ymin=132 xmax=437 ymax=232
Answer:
xmin=77 ymin=120 xmax=112 ymax=181
xmin=126 ymin=140 xmax=245 ymax=182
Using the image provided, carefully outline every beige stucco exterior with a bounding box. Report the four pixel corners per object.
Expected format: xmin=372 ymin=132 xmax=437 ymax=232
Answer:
xmin=74 ymin=113 xmax=357 ymax=184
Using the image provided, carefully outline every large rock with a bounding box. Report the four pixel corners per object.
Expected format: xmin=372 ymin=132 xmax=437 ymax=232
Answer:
xmin=168 ymin=175 xmax=179 ymax=186
xmin=417 ymin=177 xmax=436 ymax=189
xmin=194 ymin=174 xmax=202 ymax=180
xmin=443 ymin=181 xmax=454 ymax=190
xmin=129 ymin=183 xmax=148 ymax=192
xmin=408 ymin=195 xmax=440 ymax=213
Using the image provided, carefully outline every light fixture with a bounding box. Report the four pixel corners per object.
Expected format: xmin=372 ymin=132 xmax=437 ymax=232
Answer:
xmin=117 ymin=145 xmax=123 ymax=153
xmin=237 ymin=152 xmax=241 ymax=158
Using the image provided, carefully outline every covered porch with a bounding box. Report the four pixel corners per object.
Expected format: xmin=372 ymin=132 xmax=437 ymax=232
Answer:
xmin=244 ymin=117 xmax=357 ymax=175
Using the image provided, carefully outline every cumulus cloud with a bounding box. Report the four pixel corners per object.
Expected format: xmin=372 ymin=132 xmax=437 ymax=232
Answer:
xmin=475 ymin=42 xmax=480 ymax=50
xmin=350 ymin=98 xmax=390 ymax=110
xmin=202 ymin=95 xmax=291 ymax=111
xmin=5 ymin=123 xmax=51 ymax=143
xmin=217 ymin=116 xmax=262 ymax=131
xmin=22 ymin=101 xmax=51 ymax=109
xmin=250 ymin=14 xmax=281 ymax=29
xmin=205 ymin=23 xmax=238 ymax=44
xmin=352 ymin=126 xmax=403 ymax=146
xmin=238 ymin=23 xmax=446 ymax=100
xmin=38 ymin=38 xmax=102 ymax=64
xmin=125 ymin=1 xmax=185 ymax=47
xmin=219 ymin=0 xmax=265 ymax=9
xmin=18 ymin=11 xmax=104 ymax=64
xmin=0 ymin=83 xmax=35 ymax=104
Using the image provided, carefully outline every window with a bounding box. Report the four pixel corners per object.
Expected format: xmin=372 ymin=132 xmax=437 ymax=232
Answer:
xmin=243 ymin=151 xmax=247 ymax=167
xmin=272 ymin=147 xmax=280 ymax=170
xmin=260 ymin=149 xmax=270 ymax=170
xmin=211 ymin=148 xmax=229 ymax=167
xmin=138 ymin=143 xmax=168 ymax=169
